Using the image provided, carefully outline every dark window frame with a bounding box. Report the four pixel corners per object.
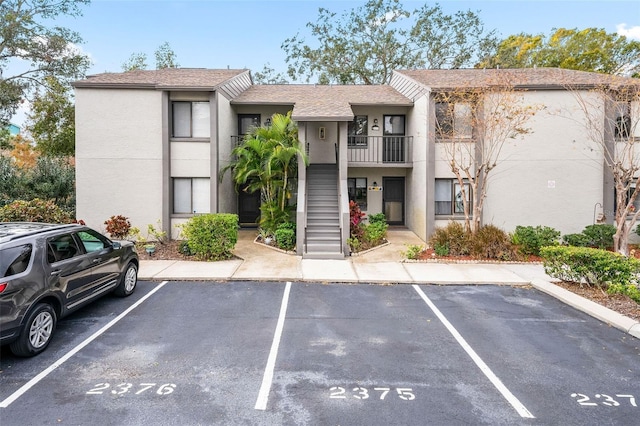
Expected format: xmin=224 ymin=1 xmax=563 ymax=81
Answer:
xmin=383 ymin=115 xmax=405 ymax=136
xmin=348 ymin=115 xmax=369 ymax=147
xmin=435 ymin=178 xmax=472 ymax=216
xmin=348 ymin=177 xmax=368 ymax=211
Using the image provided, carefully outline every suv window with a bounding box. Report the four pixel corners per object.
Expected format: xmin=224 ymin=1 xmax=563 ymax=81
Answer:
xmin=1 ymin=244 xmax=33 ymax=278
xmin=47 ymin=234 xmax=81 ymax=263
xmin=77 ymin=230 xmax=111 ymax=253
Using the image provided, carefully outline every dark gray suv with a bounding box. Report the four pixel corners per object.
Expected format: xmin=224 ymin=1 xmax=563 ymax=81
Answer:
xmin=0 ymin=222 xmax=139 ymax=356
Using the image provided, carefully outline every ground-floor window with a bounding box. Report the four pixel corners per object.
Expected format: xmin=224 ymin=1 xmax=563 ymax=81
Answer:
xmin=348 ymin=177 xmax=367 ymax=210
xmin=173 ymin=178 xmax=210 ymax=214
xmin=435 ymin=179 xmax=471 ymax=216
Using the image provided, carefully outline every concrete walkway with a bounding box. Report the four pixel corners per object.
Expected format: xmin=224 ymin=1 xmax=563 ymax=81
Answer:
xmin=139 ymin=229 xmax=639 ymax=339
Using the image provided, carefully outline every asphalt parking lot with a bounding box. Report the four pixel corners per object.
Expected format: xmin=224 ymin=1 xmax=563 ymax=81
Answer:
xmin=1 ymin=280 xmax=638 ymax=425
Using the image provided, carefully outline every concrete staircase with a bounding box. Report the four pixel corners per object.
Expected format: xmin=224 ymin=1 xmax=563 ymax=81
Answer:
xmin=304 ymin=164 xmax=344 ymax=259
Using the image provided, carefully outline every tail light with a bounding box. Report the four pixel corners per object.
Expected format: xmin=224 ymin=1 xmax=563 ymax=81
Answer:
xmin=0 ymin=282 xmax=7 ymax=293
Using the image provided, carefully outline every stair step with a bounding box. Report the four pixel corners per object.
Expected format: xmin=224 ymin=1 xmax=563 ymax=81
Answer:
xmin=303 ymin=251 xmax=344 ymax=260
xmin=305 ymin=242 xmax=343 ymax=253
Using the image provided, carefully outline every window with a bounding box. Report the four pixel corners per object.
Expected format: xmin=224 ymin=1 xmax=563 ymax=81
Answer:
xmin=348 ymin=116 xmax=368 ymax=147
xmin=1 ymin=244 xmax=32 ymax=278
xmin=435 ymin=101 xmax=472 ymax=140
xmin=238 ymin=114 xmax=260 ymax=136
xmin=383 ymin=115 xmax=405 ymax=136
xmin=173 ymin=178 xmax=211 ymax=214
xmin=47 ymin=234 xmax=81 ymax=262
xmin=77 ymin=230 xmax=110 ymax=253
xmin=172 ymin=101 xmax=210 ymax=138
xmin=615 ymin=102 xmax=631 ymax=139
xmin=625 ymin=182 xmax=640 ymax=215
xmin=435 ymin=179 xmax=471 ymax=216
xmin=348 ymin=178 xmax=367 ymax=210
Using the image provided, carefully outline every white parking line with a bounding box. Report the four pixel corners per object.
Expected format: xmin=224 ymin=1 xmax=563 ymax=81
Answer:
xmin=0 ymin=281 xmax=168 ymax=409
xmin=413 ymin=285 xmax=535 ymax=419
xmin=255 ymin=281 xmax=292 ymax=410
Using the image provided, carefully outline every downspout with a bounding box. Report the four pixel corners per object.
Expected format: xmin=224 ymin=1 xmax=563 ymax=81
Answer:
xmin=161 ymin=91 xmax=171 ymax=239
xmin=210 ymin=91 xmax=219 ymax=213
xmin=296 ymin=123 xmax=307 ymax=255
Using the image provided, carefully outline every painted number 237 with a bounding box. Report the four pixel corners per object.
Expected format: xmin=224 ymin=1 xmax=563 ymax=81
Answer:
xmin=330 ymin=387 xmax=415 ymax=401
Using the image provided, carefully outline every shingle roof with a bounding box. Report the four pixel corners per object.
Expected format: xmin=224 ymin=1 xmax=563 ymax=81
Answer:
xmin=232 ymin=84 xmax=413 ymax=121
xmin=72 ymin=68 xmax=248 ymax=89
xmin=395 ymin=68 xmax=640 ymax=91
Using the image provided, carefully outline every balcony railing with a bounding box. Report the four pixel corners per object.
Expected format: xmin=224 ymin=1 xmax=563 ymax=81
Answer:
xmin=347 ymin=136 xmax=412 ymax=166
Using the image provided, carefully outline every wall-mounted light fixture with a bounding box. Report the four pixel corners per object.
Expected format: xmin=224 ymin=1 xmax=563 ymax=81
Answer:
xmin=264 ymin=117 xmax=271 ymax=126
xmin=371 ymin=118 xmax=379 ymax=131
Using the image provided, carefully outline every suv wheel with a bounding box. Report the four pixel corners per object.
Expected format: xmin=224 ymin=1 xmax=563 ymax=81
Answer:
xmin=10 ymin=303 xmax=57 ymax=357
xmin=114 ymin=262 xmax=137 ymax=297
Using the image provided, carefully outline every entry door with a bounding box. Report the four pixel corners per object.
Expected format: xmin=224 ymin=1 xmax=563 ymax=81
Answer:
xmin=382 ymin=177 xmax=405 ymax=225
xmin=238 ymin=187 xmax=261 ymax=227
xmin=237 ymin=114 xmax=262 ymax=226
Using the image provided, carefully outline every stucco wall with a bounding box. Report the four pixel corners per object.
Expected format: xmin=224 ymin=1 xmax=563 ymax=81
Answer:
xmin=483 ymin=90 xmax=604 ymax=235
xmin=217 ymin=94 xmax=238 ymax=214
xmin=75 ymin=88 xmax=164 ymax=233
xmin=404 ymin=96 xmax=429 ymax=241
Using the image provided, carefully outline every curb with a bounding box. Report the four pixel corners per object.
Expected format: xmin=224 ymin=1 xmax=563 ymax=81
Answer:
xmin=530 ymin=279 xmax=640 ymax=339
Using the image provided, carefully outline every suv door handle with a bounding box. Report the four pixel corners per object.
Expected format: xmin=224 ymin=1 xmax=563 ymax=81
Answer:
xmin=92 ymin=258 xmax=101 ymax=264
xmin=50 ymin=270 xmax=61 ymax=276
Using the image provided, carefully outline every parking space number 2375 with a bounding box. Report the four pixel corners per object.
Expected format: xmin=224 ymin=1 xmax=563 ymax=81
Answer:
xmin=330 ymin=386 xmax=415 ymax=401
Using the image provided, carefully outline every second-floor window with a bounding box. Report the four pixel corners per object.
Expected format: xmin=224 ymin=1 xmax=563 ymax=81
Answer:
xmin=615 ymin=102 xmax=632 ymax=140
xmin=172 ymin=101 xmax=210 ymax=138
xmin=435 ymin=102 xmax=473 ymax=140
xmin=348 ymin=116 xmax=368 ymax=147
xmin=383 ymin=115 xmax=405 ymax=136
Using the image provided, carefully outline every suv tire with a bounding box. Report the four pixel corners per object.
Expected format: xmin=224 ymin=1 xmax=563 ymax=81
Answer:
xmin=114 ymin=262 xmax=137 ymax=297
xmin=10 ymin=303 xmax=57 ymax=357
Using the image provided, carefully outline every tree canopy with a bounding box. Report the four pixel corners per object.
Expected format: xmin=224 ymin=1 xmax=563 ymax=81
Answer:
xmin=281 ymin=0 xmax=497 ymax=84
xmin=0 ymin=0 xmax=91 ymax=125
xmin=477 ymin=28 xmax=640 ymax=77
xmin=25 ymin=76 xmax=75 ymax=156
xmin=121 ymin=42 xmax=179 ymax=71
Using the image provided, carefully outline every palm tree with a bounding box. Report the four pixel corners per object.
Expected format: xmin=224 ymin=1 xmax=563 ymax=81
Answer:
xmin=220 ymin=112 xmax=308 ymax=232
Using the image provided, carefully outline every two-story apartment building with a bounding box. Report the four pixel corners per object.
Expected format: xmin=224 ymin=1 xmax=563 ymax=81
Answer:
xmin=72 ymin=67 xmax=640 ymax=259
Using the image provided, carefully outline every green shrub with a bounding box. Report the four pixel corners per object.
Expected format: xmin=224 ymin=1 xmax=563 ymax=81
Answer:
xmin=274 ymin=227 xmax=296 ymax=251
xmin=181 ymin=213 xmax=238 ymax=261
xmin=368 ymin=213 xmax=386 ymax=225
xmin=471 ymin=225 xmax=517 ymax=260
xmin=403 ymin=244 xmax=425 ymax=260
xmin=434 ymin=243 xmax=449 ymax=256
xmin=347 ymin=237 xmax=361 ymax=252
xmin=363 ymin=221 xmax=388 ymax=247
xmin=512 ymin=225 xmax=560 ymax=256
xmin=0 ymin=198 xmax=73 ymax=223
xmin=428 ymin=222 xmax=470 ymax=256
xmin=562 ymin=233 xmax=591 ymax=247
xmin=581 ymin=224 xmax=616 ymax=249
xmin=540 ymin=246 xmax=640 ymax=291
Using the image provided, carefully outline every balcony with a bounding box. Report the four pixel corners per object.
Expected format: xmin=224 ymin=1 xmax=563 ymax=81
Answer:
xmin=347 ymin=136 xmax=413 ymax=167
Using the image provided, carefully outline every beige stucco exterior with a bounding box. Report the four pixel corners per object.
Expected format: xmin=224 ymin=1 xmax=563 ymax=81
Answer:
xmin=73 ymin=67 xmax=639 ymax=253
xmin=75 ymin=88 xmax=165 ymax=233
